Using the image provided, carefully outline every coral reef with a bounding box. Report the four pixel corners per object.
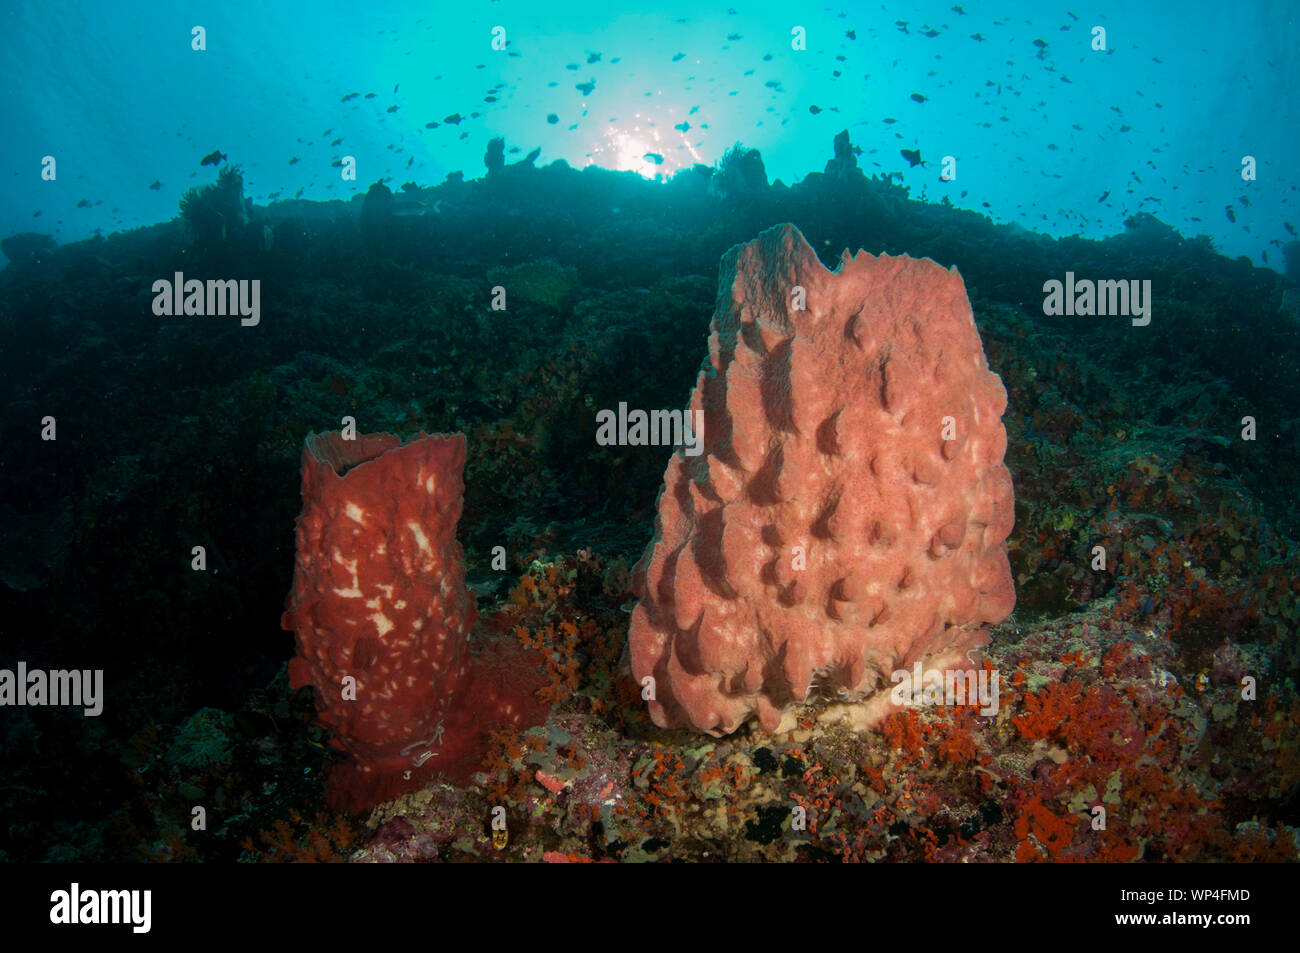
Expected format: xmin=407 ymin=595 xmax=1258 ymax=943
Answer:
xmin=824 ymin=130 xmax=862 ymax=183
xmin=3 ymin=131 xmax=1297 ymax=863
xmin=0 ymin=231 xmax=56 ymax=267
xmin=485 ymin=258 xmax=579 ymax=313
xmin=484 ymin=137 xmax=505 ymax=175
xmin=359 ymin=180 xmax=395 ymax=246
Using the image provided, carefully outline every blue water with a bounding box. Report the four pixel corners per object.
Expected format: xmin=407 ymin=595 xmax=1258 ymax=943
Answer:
xmin=1 ymin=0 xmax=1296 ymax=269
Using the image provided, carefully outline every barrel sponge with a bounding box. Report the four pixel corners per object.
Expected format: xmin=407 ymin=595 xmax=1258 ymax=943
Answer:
xmin=283 ymin=430 xmax=550 ymax=811
xmin=627 ymin=223 xmax=1015 ymax=736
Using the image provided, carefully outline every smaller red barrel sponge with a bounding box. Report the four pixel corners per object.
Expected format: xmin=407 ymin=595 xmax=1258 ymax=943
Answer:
xmin=282 ymin=430 xmax=545 ymax=812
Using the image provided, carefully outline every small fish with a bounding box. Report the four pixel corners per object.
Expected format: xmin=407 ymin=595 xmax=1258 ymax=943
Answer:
xmin=883 ymin=117 xmax=897 ymax=124
xmin=288 ymin=156 xmax=299 ymax=165
xmin=364 ymin=92 xmax=376 ymax=99
xmin=923 ymin=28 xmax=940 ymax=38
xmin=910 ymin=93 xmax=928 ymax=103
xmin=643 ymin=152 xmax=664 ymax=164
xmin=148 ymin=180 xmax=163 ymax=190
xmin=1285 ymin=221 xmax=1297 ymax=237
xmin=341 ymin=92 xmax=359 ymax=102
xmin=1098 ymin=190 xmax=1110 ymax=203
xmin=971 ymin=33 xmax=985 ymax=42
xmin=393 ymin=83 xmax=399 ymax=93
xmin=809 ymin=104 xmax=822 ymax=114
xmin=952 ymin=5 xmax=966 ymax=13
xmin=200 ymin=149 xmax=227 ymax=166
xmin=444 ymin=113 xmax=463 ymax=124
xmin=77 ymin=198 xmax=91 ymax=208
xmin=547 ymin=113 xmax=559 ymax=124
xmin=1033 ymin=38 xmax=1047 ymax=48
xmin=587 ymin=52 xmax=601 ymax=64
xmin=689 ymin=105 xmax=699 ymax=114
xmin=895 ymin=20 xmax=909 ymax=33
xmin=726 ymin=33 xmax=742 ymax=41
xmin=575 ymin=80 xmax=595 ymax=95
xmin=900 ymin=148 xmax=925 ymax=167
xmin=387 ymin=105 xmax=399 ymax=113
xmin=1225 ymin=206 xmax=1236 ymax=223
xmin=425 ymin=121 xmax=440 ymax=129
xmin=672 ymin=52 xmax=685 ymax=62
xmin=845 ymin=29 xmax=856 ymax=39
xmin=330 ymin=137 xmax=343 ymax=146
xmin=484 ymin=95 xmax=498 ymax=102
xmin=674 ymin=121 xmax=690 ymax=132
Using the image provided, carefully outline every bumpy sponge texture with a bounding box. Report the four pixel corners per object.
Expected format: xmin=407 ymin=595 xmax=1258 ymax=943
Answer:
xmin=628 ymin=223 xmax=1015 ymax=736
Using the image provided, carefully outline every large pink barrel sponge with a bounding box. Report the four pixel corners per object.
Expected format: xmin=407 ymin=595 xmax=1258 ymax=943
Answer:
xmin=628 ymin=224 xmax=1015 ymax=736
